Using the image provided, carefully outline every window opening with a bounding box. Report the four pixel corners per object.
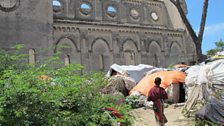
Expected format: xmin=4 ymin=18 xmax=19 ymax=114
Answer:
xmin=154 ymin=54 xmax=158 ymax=67
xmin=53 ymin=0 xmax=62 ymax=12
xmin=99 ymin=54 xmax=104 ymax=70
xmin=80 ymin=3 xmax=92 ymax=15
xmin=28 ymin=49 xmax=35 ymax=65
xmin=107 ymin=5 xmax=117 ymax=17
xmin=64 ymin=54 xmax=70 ymax=66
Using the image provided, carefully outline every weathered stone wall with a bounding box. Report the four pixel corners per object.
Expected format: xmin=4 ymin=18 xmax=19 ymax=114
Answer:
xmin=54 ymin=23 xmax=188 ymax=71
xmin=0 ymin=0 xmax=196 ymax=72
xmin=53 ymin=0 xmax=172 ymax=28
xmin=0 ymin=0 xmax=53 ymax=61
xmin=53 ymin=0 xmax=196 ymax=72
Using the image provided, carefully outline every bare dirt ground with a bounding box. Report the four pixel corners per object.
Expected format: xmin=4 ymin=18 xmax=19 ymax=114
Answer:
xmin=130 ymin=104 xmax=194 ymax=126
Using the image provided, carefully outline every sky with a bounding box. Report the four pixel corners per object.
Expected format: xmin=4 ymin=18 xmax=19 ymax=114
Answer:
xmin=186 ymin=0 xmax=224 ymax=54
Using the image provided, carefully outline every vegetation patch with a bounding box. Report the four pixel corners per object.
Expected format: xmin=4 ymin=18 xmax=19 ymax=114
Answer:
xmin=0 ymin=46 xmax=133 ymax=126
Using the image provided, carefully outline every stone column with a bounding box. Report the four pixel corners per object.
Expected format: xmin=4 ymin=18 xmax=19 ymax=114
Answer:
xmin=163 ymin=34 xmax=169 ymax=67
xmin=111 ymin=31 xmax=121 ymax=64
xmin=80 ymin=30 xmax=89 ymax=72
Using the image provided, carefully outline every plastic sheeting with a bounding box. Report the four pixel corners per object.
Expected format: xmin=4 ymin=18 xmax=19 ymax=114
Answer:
xmin=185 ymin=65 xmax=201 ymax=87
xmin=174 ymin=64 xmax=188 ymax=68
xmin=186 ymin=59 xmax=224 ymax=88
xmin=207 ymin=59 xmax=224 ymax=87
xmin=196 ymin=97 xmax=224 ymax=125
xmin=106 ymin=64 xmax=156 ymax=83
xmin=183 ymin=85 xmax=205 ymax=117
xmin=145 ymin=68 xmax=165 ymax=75
xmin=216 ymin=51 xmax=224 ymax=55
xmin=130 ymin=71 xmax=186 ymax=96
xmin=102 ymin=76 xmax=136 ymax=97
xmin=184 ymin=59 xmax=224 ymax=125
xmin=195 ymin=87 xmax=224 ymax=125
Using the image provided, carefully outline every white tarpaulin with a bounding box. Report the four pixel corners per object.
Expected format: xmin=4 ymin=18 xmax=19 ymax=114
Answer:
xmin=106 ymin=64 xmax=157 ymax=83
xmin=184 ymin=59 xmax=224 ymax=125
xmin=185 ymin=65 xmax=201 ymax=87
xmin=186 ymin=59 xmax=224 ymax=88
xmin=216 ymin=51 xmax=224 ymax=55
xmin=206 ymin=59 xmax=224 ymax=87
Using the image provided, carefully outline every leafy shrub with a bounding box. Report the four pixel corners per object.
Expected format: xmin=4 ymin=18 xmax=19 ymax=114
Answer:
xmin=125 ymin=95 xmax=143 ymax=108
xmin=195 ymin=118 xmax=220 ymax=126
xmin=0 ymin=47 xmax=133 ymax=126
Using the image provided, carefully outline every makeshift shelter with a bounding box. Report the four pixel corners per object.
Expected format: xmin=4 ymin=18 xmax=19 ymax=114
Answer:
xmin=130 ymin=71 xmax=186 ymax=103
xmin=106 ymin=64 xmax=157 ymax=83
xmin=216 ymin=51 xmax=224 ymax=56
xmin=183 ymin=59 xmax=224 ymax=125
xmin=174 ymin=63 xmax=189 ymax=72
xmin=174 ymin=64 xmax=188 ymax=68
xmin=102 ymin=76 xmax=136 ymax=97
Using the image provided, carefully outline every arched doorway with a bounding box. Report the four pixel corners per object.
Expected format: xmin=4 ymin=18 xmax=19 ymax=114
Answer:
xmin=55 ymin=37 xmax=80 ymax=65
xmin=169 ymin=42 xmax=183 ymax=64
xmin=91 ymin=38 xmax=112 ymax=71
xmin=122 ymin=39 xmax=138 ymax=65
xmin=148 ymin=41 xmax=161 ymax=67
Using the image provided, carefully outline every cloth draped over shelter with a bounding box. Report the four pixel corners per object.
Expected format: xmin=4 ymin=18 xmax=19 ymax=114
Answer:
xmin=130 ymin=71 xmax=186 ymax=96
xmin=106 ymin=64 xmax=157 ymax=83
xmin=183 ymin=59 xmax=224 ymax=125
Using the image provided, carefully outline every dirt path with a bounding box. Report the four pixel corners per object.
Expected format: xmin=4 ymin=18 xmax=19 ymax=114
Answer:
xmin=130 ymin=105 xmax=194 ymax=126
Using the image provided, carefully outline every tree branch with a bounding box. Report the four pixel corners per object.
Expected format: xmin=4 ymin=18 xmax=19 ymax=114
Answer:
xmin=172 ymin=0 xmax=198 ymax=43
xmin=170 ymin=0 xmax=177 ymax=5
xmin=197 ymin=0 xmax=209 ymax=45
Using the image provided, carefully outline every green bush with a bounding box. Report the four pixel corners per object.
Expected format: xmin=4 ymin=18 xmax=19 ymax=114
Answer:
xmin=125 ymin=95 xmax=144 ymax=108
xmin=0 ymin=47 xmax=133 ymax=126
xmin=195 ymin=118 xmax=220 ymax=126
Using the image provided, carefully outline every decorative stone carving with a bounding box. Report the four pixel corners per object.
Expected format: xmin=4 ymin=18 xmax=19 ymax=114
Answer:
xmin=151 ymin=12 xmax=159 ymax=21
xmin=130 ymin=9 xmax=139 ymax=20
xmin=0 ymin=0 xmax=196 ymax=71
xmin=0 ymin=0 xmax=20 ymax=12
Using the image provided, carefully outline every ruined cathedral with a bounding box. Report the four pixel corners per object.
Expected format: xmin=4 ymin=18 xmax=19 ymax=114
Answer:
xmin=0 ymin=0 xmax=196 ymax=72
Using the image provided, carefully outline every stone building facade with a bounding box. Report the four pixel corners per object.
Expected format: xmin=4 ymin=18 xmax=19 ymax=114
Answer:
xmin=0 ymin=0 xmax=196 ymax=72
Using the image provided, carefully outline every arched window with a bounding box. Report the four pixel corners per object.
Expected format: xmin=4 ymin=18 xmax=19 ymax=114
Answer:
xmin=0 ymin=0 xmax=17 ymax=9
xmin=123 ymin=39 xmax=137 ymax=65
xmin=28 ymin=49 xmax=35 ymax=65
xmin=91 ymin=38 xmax=110 ymax=71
